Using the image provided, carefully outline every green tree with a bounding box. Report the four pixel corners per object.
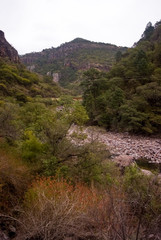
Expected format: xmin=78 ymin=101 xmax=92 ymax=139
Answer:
xmin=141 ymin=22 xmax=154 ymax=40
xmin=0 ymin=102 xmax=20 ymax=142
xmin=124 ymin=166 xmax=161 ymax=240
xmin=82 ymin=69 xmax=108 ymax=120
xmin=115 ymin=50 xmax=122 ymax=62
xmin=21 ymin=130 xmax=46 ymax=164
xmin=70 ymin=102 xmax=89 ymax=125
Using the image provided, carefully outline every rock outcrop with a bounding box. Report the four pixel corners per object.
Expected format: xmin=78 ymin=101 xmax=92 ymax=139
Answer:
xmin=0 ymin=30 xmax=19 ymax=63
xmin=20 ymin=38 xmax=127 ymax=86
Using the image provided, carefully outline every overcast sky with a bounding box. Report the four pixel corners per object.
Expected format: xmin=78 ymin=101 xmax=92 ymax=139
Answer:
xmin=0 ymin=0 xmax=161 ymax=55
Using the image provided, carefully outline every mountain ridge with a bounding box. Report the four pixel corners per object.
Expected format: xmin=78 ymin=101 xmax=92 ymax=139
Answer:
xmin=20 ymin=38 xmax=127 ymax=88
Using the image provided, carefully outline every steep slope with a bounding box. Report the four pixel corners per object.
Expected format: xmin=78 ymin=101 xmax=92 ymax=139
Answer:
xmin=21 ymin=38 xmax=127 ymax=87
xmin=82 ymin=21 xmax=161 ymax=134
xmin=0 ymin=30 xmax=19 ymax=63
xmin=0 ymin=30 xmax=62 ymax=101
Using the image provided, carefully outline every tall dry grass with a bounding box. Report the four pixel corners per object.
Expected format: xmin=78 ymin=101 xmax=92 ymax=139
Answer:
xmin=17 ymin=177 xmax=139 ymax=240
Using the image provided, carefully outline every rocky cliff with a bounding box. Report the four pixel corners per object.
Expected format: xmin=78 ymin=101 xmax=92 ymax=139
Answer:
xmin=0 ymin=30 xmax=62 ymax=99
xmin=0 ymin=30 xmax=19 ymax=63
xmin=21 ymin=38 xmax=127 ymax=87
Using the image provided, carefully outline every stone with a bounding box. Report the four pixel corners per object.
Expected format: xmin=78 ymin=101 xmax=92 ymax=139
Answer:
xmin=52 ymin=72 xmax=59 ymax=82
xmin=140 ymin=169 xmax=153 ymax=176
xmin=112 ymin=155 xmax=134 ymax=167
xmin=0 ymin=30 xmax=19 ymax=63
xmin=68 ymin=125 xmax=161 ymax=164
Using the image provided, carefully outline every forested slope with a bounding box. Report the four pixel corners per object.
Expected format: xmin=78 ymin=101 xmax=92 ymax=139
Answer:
xmin=82 ymin=21 xmax=161 ymax=134
xmin=1 ymin=24 xmax=161 ymax=240
xmin=21 ymin=38 xmax=127 ymax=88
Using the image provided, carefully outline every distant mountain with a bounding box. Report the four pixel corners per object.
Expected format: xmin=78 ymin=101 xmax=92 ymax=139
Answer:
xmin=0 ymin=30 xmax=19 ymax=63
xmin=21 ymin=38 xmax=127 ymax=88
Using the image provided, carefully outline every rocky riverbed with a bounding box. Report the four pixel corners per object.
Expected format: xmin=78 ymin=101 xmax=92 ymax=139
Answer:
xmin=68 ymin=125 xmax=161 ymax=163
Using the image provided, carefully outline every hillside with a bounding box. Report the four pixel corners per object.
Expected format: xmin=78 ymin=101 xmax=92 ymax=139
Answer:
xmin=82 ymin=21 xmax=161 ymax=134
xmin=1 ymin=26 xmax=161 ymax=240
xmin=21 ymin=38 xmax=127 ymax=88
xmin=0 ymin=31 xmax=62 ymax=102
xmin=0 ymin=30 xmax=19 ymax=63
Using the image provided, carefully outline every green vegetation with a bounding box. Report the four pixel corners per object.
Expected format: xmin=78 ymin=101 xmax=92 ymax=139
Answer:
xmin=1 ymin=22 xmax=161 ymax=239
xmin=1 ymin=95 xmax=161 ymax=239
xmin=82 ymin=21 xmax=161 ymax=134
xmin=21 ymin=38 xmax=127 ymax=89
xmin=136 ymin=158 xmax=160 ymax=172
xmin=0 ymin=58 xmax=62 ymax=101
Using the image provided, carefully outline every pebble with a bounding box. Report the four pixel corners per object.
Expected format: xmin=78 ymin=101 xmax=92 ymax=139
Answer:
xmin=68 ymin=125 xmax=161 ymax=163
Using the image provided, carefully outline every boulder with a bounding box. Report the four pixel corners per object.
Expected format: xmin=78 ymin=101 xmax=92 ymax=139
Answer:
xmin=113 ymin=154 xmax=134 ymax=168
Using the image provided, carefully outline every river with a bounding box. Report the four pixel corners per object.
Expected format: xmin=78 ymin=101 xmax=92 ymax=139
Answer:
xmin=68 ymin=125 xmax=161 ymax=163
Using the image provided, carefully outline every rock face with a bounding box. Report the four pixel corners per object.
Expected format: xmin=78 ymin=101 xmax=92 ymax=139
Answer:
xmin=52 ymin=73 xmax=59 ymax=83
xmin=0 ymin=30 xmax=19 ymax=63
xmin=20 ymin=38 xmax=127 ymax=86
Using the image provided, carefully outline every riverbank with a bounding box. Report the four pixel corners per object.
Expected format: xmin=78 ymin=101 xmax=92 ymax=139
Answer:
xmin=69 ymin=125 xmax=161 ymax=163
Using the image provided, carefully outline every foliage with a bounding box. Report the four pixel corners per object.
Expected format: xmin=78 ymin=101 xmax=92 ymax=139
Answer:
xmin=70 ymin=101 xmax=89 ymax=125
xmin=0 ymin=146 xmax=30 ymax=212
xmin=0 ymin=102 xmax=21 ymax=141
xmin=21 ymin=39 xmax=127 ymax=90
xmin=123 ymin=166 xmax=161 ymax=239
xmin=0 ymin=95 xmax=106 ymax=185
xmin=0 ymin=58 xmax=62 ymax=101
xmin=17 ymin=168 xmax=161 ymax=240
xmin=18 ymin=177 xmax=99 ymax=240
xmin=141 ymin=22 xmax=154 ymax=40
xmin=21 ymin=130 xmax=46 ymax=164
xmin=1 ymin=21 xmax=161 ymax=240
xmin=82 ymin=22 xmax=161 ymax=134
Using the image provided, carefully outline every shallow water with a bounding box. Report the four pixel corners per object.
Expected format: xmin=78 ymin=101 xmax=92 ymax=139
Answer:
xmin=136 ymin=158 xmax=161 ymax=172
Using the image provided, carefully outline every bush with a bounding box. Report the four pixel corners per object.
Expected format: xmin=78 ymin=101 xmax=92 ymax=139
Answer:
xmin=17 ymin=177 xmax=143 ymax=240
xmin=0 ymin=148 xmax=30 ymax=212
xmin=21 ymin=131 xmax=46 ymax=164
xmin=0 ymin=83 xmax=8 ymax=95
xmin=0 ymin=102 xmax=20 ymax=142
xmin=18 ymin=177 xmax=98 ymax=240
xmin=70 ymin=101 xmax=89 ymax=125
xmin=124 ymin=166 xmax=161 ymax=239
xmin=16 ymin=92 xmax=28 ymax=103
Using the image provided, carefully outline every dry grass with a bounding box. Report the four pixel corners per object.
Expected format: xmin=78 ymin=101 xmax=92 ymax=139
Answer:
xmin=17 ymin=177 xmax=98 ymax=239
xmin=17 ymin=178 xmax=139 ymax=240
xmin=0 ymin=147 xmax=30 ymax=213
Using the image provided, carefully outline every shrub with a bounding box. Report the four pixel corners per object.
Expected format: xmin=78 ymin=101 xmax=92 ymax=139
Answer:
xmin=0 ymin=148 xmax=30 ymax=212
xmin=21 ymin=130 xmax=46 ymax=164
xmin=17 ymin=177 xmax=141 ymax=240
xmin=15 ymin=92 xmax=28 ymax=103
xmin=70 ymin=101 xmax=89 ymax=125
xmin=124 ymin=166 xmax=161 ymax=239
xmin=0 ymin=83 xmax=8 ymax=95
xmin=0 ymin=102 xmax=20 ymax=142
xmin=18 ymin=177 xmax=98 ymax=239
